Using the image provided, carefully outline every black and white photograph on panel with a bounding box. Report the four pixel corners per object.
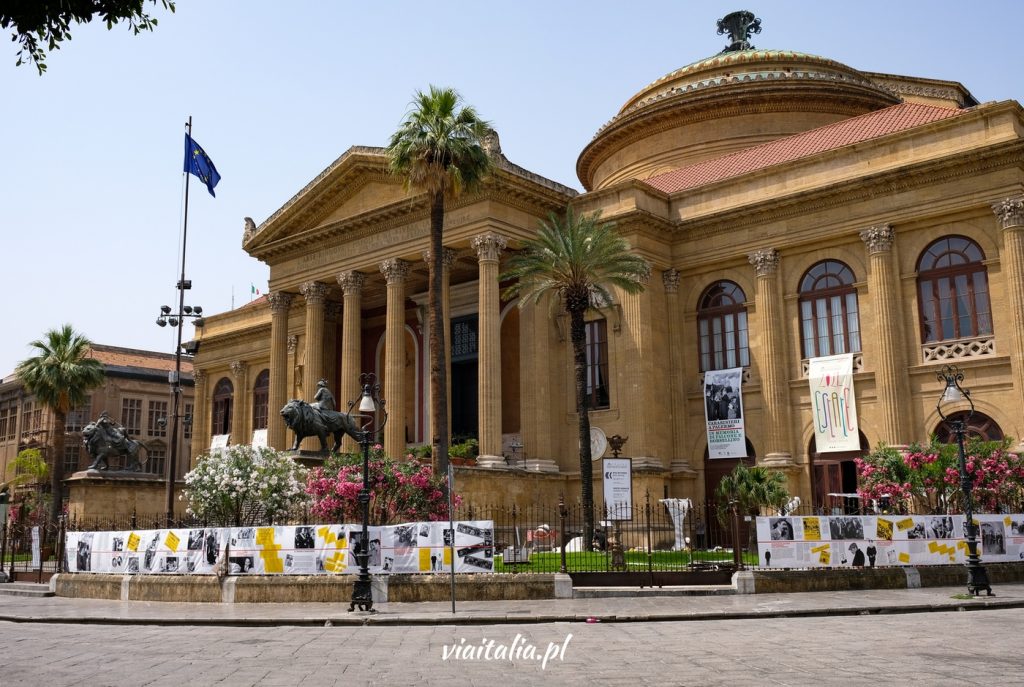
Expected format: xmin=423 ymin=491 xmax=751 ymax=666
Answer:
xmin=927 ymin=516 xmax=955 ymax=539
xmin=982 ymin=521 xmax=1006 ymax=555
xmin=294 ymin=526 xmax=315 ymax=549
xmin=829 ymin=516 xmax=864 ymax=540
xmin=769 ymin=517 xmax=795 ymax=541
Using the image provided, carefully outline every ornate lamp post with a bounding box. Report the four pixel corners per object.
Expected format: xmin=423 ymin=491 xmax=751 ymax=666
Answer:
xmin=936 ymin=364 xmax=992 ymax=596
xmin=349 ymin=373 xmax=387 ymax=613
xmin=156 ymin=298 xmax=204 ymax=526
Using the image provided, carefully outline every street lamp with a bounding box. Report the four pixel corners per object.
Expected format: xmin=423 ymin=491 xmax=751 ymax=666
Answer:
xmin=348 ymin=372 xmax=387 ymax=613
xmin=155 ymin=294 xmax=205 ymax=526
xmin=936 ymin=364 xmax=992 ymax=596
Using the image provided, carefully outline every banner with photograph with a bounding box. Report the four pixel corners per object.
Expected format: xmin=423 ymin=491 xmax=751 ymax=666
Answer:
xmin=808 ymin=354 xmax=859 ymax=452
xmin=65 ymin=520 xmax=494 ymax=575
xmin=703 ymin=367 xmax=746 ymax=458
xmin=756 ymin=514 xmax=1024 ymax=569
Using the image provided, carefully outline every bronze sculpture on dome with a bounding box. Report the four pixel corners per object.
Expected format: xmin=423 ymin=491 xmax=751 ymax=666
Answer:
xmin=717 ymin=10 xmax=761 ymax=53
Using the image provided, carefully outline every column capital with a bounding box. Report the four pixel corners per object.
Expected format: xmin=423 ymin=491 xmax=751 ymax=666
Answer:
xmin=860 ymin=224 xmax=896 ymax=254
xmin=299 ymin=281 xmax=329 ymax=304
xmin=287 ymin=335 xmax=299 ymax=354
xmin=267 ymin=291 xmax=293 ymax=314
xmin=748 ymin=248 xmax=779 ymax=277
xmin=336 ymin=270 xmax=365 ymax=295
xmin=993 ymin=197 xmax=1024 ymax=229
xmin=422 ymin=247 xmax=458 ymax=269
xmin=325 ymin=302 xmax=343 ymax=322
xmin=380 ymin=258 xmax=410 ymax=284
xmin=471 ymin=233 xmax=508 ymax=262
xmin=192 ymin=369 xmax=206 ymax=385
xmin=662 ymin=269 xmax=681 ymax=294
xmin=229 ymin=361 xmax=248 ymax=379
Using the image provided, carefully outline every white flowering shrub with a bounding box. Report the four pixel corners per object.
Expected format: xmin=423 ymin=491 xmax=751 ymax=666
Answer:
xmin=182 ymin=445 xmax=310 ymax=526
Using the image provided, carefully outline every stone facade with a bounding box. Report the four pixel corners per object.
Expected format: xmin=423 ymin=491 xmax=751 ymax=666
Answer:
xmin=192 ymin=29 xmax=1024 ymax=510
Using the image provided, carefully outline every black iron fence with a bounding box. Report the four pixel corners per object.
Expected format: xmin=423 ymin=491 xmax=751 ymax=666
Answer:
xmin=1 ymin=517 xmax=65 ymax=581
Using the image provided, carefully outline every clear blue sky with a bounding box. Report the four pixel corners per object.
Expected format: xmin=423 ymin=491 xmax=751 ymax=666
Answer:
xmin=2 ymin=1 xmax=1021 ymax=375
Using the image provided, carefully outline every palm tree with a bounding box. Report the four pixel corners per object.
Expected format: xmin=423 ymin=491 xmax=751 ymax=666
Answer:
xmin=715 ymin=464 xmax=791 ymax=554
xmin=15 ymin=325 xmax=104 ymax=522
xmin=387 ymin=85 xmax=492 ymax=478
xmin=503 ymin=209 xmax=650 ymax=550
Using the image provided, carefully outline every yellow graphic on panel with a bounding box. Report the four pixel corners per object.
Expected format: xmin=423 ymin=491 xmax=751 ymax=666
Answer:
xmin=898 ymin=552 xmax=911 ymax=564
xmin=256 ymin=527 xmax=284 ymax=573
xmin=127 ymin=532 xmax=140 ymax=552
xmin=802 ymin=518 xmax=821 ymax=541
xmin=419 ymin=547 xmax=432 ymax=571
xmin=928 ymin=541 xmax=957 ymax=561
xmin=317 ymin=526 xmax=347 ymax=573
xmin=896 ymin=517 xmax=914 ymax=531
xmin=317 ymin=526 xmax=346 ymax=549
xmin=876 ymin=518 xmax=894 ymax=540
xmin=443 ymin=548 xmax=452 ymax=566
xmin=165 ymin=531 xmax=180 ymax=551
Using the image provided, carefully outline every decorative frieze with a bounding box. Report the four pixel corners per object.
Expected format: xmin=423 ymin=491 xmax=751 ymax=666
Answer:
xmin=921 ymin=335 xmax=996 ymax=363
xmin=860 ymin=224 xmax=895 ymax=254
xmin=748 ymin=248 xmax=779 ymax=277
xmin=993 ymin=197 xmax=1024 ymax=230
xmin=471 ymin=233 xmax=508 ymax=262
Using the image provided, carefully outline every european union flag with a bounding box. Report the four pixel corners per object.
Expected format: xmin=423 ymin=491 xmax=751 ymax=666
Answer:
xmin=184 ymin=134 xmax=221 ymax=197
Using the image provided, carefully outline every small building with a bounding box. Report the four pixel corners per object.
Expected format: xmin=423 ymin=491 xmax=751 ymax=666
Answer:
xmin=191 ymin=14 xmax=1024 ymax=510
xmin=0 ymin=344 xmax=194 ymax=518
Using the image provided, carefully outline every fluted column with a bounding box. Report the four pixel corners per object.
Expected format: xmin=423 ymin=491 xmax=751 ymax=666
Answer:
xmin=472 ymin=233 xmax=507 ymax=465
xmin=748 ymin=249 xmax=794 ymax=465
xmin=993 ymin=198 xmax=1024 ymax=449
xmin=337 ymin=271 xmax=365 ymax=452
xmin=299 ymin=281 xmax=329 ymax=450
xmin=229 ymin=361 xmax=248 ymax=446
xmin=324 ymin=301 xmax=342 ymax=396
xmin=664 ymin=270 xmax=696 ymax=476
xmin=267 ymin=292 xmax=293 ymax=450
xmin=190 ymin=370 xmax=207 ymax=463
xmin=381 ymin=259 xmax=409 ymax=459
xmin=860 ymin=225 xmax=910 ymax=445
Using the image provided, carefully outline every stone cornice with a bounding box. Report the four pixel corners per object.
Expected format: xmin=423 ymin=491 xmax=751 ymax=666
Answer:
xmin=192 ymin=322 xmax=272 ymax=353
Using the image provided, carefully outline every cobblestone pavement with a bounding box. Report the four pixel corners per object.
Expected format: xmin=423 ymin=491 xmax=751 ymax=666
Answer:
xmin=1 ymin=607 xmax=1022 ymax=686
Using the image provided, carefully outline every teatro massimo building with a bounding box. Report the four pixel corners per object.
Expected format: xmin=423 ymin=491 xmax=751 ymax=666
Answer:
xmin=190 ymin=14 xmax=1024 ymax=510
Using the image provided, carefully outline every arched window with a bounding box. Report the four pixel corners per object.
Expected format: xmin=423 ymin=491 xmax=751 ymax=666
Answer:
xmin=917 ymin=236 xmax=992 ymax=343
xmin=252 ymin=369 xmax=270 ymax=430
xmin=799 ymin=260 xmax=861 ymax=358
xmin=698 ymin=281 xmax=749 ymax=372
xmin=934 ymin=411 xmax=1003 ymax=444
xmin=211 ymin=377 xmax=233 ymax=436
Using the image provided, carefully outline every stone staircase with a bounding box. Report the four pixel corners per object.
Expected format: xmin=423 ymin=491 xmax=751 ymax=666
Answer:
xmin=0 ymin=582 xmax=54 ymax=597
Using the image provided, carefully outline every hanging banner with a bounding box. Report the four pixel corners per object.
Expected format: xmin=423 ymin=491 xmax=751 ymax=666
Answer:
xmin=703 ymin=367 xmax=746 ymax=458
xmin=808 ymin=354 xmax=859 ymax=452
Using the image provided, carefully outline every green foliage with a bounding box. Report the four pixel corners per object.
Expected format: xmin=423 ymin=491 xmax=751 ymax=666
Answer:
xmin=2 ymin=0 xmax=176 ymax=74
xmin=182 ymin=446 xmax=309 ymax=527
xmin=16 ymin=324 xmax=105 ymax=521
xmin=449 ymin=438 xmax=478 ymax=459
xmin=11 ymin=448 xmax=48 ymax=484
xmin=715 ymin=464 xmax=791 ymax=524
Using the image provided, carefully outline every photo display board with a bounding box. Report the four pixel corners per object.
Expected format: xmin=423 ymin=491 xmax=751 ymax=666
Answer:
xmin=756 ymin=514 xmax=1024 ymax=568
xmin=65 ymin=520 xmax=494 ymax=575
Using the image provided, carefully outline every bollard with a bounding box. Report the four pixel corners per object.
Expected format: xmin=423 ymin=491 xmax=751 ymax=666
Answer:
xmin=558 ymin=494 xmax=568 ymax=574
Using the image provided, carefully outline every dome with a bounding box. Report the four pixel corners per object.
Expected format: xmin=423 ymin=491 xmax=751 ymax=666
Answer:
xmin=577 ymin=48 xmax=901 ymax=191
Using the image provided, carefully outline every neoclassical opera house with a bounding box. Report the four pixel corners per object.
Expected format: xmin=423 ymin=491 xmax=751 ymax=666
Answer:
xmin=191 ymin=14 xmax=1024 ymax=509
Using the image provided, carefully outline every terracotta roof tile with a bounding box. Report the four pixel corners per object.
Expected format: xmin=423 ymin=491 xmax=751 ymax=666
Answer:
xmin=88 ymin=345 xmax=193 ymax=374
xmin=643 ymin=102 xmax=965 ymax=194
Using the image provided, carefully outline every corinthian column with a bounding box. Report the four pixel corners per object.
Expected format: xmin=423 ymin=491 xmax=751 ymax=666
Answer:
xmin=993 ymin=198 xmax=1024 ymax=450
xmin=190 ymin=369 xmax=207 ymax=463
xmin=664 ymin=270 xmax=696 ymax=476
xmin=267 ymin=292 xmax=293 ymax=449
xmin=337 ymin=271 xmax=365 ymax=452
xmin=748 ymin=249 xmax=794 ymax=466
xmin=380 ymin=259 xmax=409 ymax=459
xmin=472 ymin=233 xmax=507 ymax=467
xmin=299 ymin=281 xmax=329 ymax=451
xmin=860 ymin=225 xmax=909 ymax=446
xmin=229 ymin=361 xmax=248 ymax=446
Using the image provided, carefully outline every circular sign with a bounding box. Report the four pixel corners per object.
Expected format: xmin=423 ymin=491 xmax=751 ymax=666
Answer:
xmin=590 ymin=427 xmax=608 ymax=460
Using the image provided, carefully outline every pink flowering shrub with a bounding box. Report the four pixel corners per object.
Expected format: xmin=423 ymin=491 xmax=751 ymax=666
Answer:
xmin=856 ymin=438 xmax=1024 ymax=514
xmin=306 ymin=445 xmax=459 ymax=525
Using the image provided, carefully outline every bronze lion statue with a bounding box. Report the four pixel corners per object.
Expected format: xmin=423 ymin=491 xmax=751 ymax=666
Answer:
xmin=280 ymin=399 xmax=361 ymax=453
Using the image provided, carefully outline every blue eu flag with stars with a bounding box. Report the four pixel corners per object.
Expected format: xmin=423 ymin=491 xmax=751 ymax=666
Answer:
xmin=184 ymin=134 xmax=221 ymax=197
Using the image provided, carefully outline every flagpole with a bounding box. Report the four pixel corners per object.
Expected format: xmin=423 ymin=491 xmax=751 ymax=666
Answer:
xmin=166 ymin=116 xmax=193 ymax=526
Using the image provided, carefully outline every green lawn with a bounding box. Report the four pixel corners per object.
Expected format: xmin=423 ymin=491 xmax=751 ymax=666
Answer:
xmin=492 ymin=549 xmax=747 ymax=573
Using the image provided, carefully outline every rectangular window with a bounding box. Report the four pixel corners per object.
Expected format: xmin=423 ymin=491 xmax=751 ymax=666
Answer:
xmin=21 ymin=401 xmax=34 ymax=437
xmin=147 ymin=448 xmax=166 ymax=477
xmin=0 ymin=406 xmax=8 ymax=442
xmin=65 ymin=397 xmax=92 ymax=432
xmin=183 ymin=403 xmax=194 ymax=440
xmin=973 ymin=272 xmax=992 ymax=335
xmin=148 ymin=400 xmax=168 ymax=437
xmin=64 ymin=445 xmax=81 ymax=474
xmin=121 ymin=398 xmax=142 ymax=435
xmin=584 ymin=319 xmax=610 ymax=410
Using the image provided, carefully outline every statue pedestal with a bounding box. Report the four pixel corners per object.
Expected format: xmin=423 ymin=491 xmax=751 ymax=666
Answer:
xmin=65 ymin=471 xmax=178 ymax=523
